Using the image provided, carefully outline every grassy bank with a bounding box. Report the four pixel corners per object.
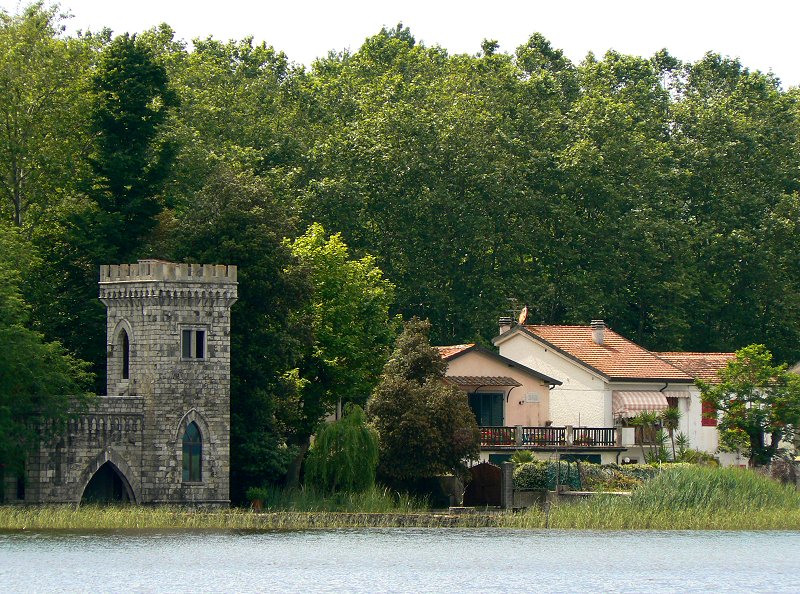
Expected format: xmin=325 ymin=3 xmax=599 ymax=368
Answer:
xmin=501 ymin=465 xmax=800 ymax=530
xmin=2 ymin=466 xmax=797 ymax=531
xmin=0 ymin=506 xmax=497 ymax=530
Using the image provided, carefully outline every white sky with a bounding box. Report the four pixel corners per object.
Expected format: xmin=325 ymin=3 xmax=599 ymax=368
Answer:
xmin=4 ymin=1 xmax=800 ymax=87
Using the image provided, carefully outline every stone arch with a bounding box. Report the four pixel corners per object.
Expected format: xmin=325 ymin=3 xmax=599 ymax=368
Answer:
xmin=174 ymin=408 xmax=211 ymax=441
xmin=77 ymin=449 xmax=140 ymax=505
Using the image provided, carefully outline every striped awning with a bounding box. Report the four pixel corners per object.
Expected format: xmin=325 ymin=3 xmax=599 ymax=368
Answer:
xmin=612 ymin=391 xmax=669 ymax=417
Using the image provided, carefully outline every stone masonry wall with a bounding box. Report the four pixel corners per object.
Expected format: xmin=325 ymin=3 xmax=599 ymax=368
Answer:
xmin=25 ymin=398 xmax=144 ymax=503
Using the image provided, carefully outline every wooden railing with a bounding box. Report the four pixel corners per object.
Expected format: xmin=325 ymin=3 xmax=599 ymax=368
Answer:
xmin=521 ymin=426 xmax=566 ymax=446
xmin=479 ymin=426 xmax=617 ymax=449
xmin=480 ymin=426 xmax=515 ymax=447
xmin=572 ymin=427 xmax=617 ymax=447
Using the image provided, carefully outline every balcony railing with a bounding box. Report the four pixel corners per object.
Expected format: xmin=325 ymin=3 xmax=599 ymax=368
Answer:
xmin=480 ymin=426 xmax=515 ymax=447
xmin=479 ymin=425 xmax=619 ymax=449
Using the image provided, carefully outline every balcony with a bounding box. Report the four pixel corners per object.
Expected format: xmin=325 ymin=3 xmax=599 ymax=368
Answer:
xmin=479 ymin=425 xmax=619 ymax=449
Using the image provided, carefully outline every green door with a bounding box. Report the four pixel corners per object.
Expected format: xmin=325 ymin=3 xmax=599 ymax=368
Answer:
xmin=469 ymin=392 xmax=504 ymax=426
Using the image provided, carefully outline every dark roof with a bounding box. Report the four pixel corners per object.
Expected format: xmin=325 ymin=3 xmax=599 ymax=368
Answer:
xmin=445 ymin=376 xmax=522 ymax=388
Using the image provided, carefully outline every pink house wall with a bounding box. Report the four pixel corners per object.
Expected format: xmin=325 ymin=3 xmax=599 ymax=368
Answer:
xmin=444 ymin=351 xmax=552 ymax=426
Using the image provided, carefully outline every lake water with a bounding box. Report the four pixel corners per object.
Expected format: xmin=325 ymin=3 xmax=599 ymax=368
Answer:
xmin=1 ymin=528 xmax=798 ymax=593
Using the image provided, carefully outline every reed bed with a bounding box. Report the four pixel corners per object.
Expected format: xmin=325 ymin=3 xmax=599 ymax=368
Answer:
xmin=3 ymin=466 xmax=797 ymax=531
xmin=500 ymin=465 xmax=800 ymax=530
xmin=0 ymin=506 xmax=496 ymax=530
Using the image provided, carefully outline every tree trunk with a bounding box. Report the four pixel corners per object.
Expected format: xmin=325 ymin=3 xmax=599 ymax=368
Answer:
xmin=284 ymin=436 xmax=311 ymax=489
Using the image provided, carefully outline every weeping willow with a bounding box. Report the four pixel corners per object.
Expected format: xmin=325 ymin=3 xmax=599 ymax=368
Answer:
xmin=305 ymin=404 xmax=379 ymax=492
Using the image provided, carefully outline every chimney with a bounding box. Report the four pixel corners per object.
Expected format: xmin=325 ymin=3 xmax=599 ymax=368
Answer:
xmin=591 ymin=319 xmax=605 ymax=345
xmin=499 ymin=316 xmax=513 ymax=335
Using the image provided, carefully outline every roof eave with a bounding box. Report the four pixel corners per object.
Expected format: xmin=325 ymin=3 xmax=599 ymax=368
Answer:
xmin=448 ymin=339 xmax=562 ymax=386
xmin=608 ymin=376 xmax=695 ymax=384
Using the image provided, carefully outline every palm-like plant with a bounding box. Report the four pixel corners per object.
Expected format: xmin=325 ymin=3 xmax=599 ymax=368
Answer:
xmin=660 ymin=407 xmax=682 ymax=460
xmin=629 ymin=410 xmax=659 ymax=462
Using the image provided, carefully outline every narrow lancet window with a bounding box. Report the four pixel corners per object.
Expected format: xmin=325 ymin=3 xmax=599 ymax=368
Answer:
xmin=121 ymin=329 xmax=130 ymax=380
xmin=182 ymin=422 xmax=202 ymax=482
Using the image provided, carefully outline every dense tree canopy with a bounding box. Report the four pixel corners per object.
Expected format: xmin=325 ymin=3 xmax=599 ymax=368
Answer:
xmin=4 ymin=3 xmax=800 ymax=492
xmin=0 ymin=224 xmax=93 ymax=473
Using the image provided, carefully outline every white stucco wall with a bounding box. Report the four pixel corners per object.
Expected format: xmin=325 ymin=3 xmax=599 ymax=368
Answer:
xmin=496 ymin=333 xmax=608 ymax=427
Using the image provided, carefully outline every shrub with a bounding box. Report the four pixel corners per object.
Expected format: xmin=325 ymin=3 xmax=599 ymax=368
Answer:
xmin=304 ymin=404 xmax=379 ymax=493
xmin=510 ymin=450 xmax=534 ymax=464
xmin=513 ymin=460 xmax=581 ymax=490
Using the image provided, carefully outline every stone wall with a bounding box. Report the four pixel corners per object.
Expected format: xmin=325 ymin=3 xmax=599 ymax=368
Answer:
xmin=25 ymin=397 xmax=144 ymax=503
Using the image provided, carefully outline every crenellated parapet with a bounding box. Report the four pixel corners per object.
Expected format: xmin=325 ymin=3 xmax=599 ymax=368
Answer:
xmin=99 ymin=260 xmax=237 ymax=307
xmin=99 ymin=260 xmax=237 ymax=284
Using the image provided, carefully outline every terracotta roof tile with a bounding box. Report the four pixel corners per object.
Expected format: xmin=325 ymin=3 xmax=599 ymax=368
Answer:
xmin=657 ymin=352 xmax=735 ymax=383
xmin=436 ymin=344 xmax=475 ymax=359
xmin=523 ymin=325 xmax=693 ymax=382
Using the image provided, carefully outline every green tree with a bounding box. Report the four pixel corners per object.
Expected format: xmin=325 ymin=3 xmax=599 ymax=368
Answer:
xmin=304 ymin=404 xmax=379 ymax=493
xmin=86 ymin=31 xmax=177 ymax=260
xmin=283 ymin=222 xmax=398 ymax=486
xmin=366 ymin=318 xmax=479 ymax=485
xmin=699 ymin=344 xmax=800 ymax=466
xmin=0 ymin=225 xmax=93 ymax=475
xmin=672 ymin=55 xmax=800 ymax=360
xmin=0 ymin=2 xmax=93 ymax=228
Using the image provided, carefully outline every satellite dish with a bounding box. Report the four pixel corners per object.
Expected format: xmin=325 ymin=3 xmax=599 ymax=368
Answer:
xmin=518 ymin=305 xmax=528 ymax=325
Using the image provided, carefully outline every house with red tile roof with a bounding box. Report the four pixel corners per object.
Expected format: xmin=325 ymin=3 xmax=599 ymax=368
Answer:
xmin=438 ymin=342 xmax=631 ymax=465
xmin=493 ymin=319 xmax=737 ymax=464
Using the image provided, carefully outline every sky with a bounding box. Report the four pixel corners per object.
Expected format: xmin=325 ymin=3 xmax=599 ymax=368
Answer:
xmin=4 ymin=0 xmax=800 ymax=87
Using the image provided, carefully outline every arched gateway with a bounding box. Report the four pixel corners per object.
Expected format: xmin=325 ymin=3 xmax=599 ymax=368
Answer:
xmin=81 ymin=462 xmax=135 ymax=504
xmin=4 ymin=260 xmax=237 ymax=506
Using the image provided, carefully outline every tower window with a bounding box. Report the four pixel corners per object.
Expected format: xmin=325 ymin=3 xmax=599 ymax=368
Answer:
xmin=182 ymin=422 xmax=202 ymax=482
xmin=121 ymin=329 xmax=130 ymax=379
xmin=181 ymin=329 xmax=206 ymax=360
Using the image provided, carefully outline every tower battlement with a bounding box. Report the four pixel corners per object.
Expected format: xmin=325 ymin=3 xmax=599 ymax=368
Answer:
xmin=100 ymin=260 xmax=237 ymax=284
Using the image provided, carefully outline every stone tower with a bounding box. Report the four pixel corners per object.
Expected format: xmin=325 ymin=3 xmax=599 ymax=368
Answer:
xmin=99 ymin=260 xmax=238 ymax=505
xmin=11 ymin=260 xmax=237 ymax=506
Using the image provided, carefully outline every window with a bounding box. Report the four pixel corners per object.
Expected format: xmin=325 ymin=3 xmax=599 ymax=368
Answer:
xmin=701 ymin=400 xmax=718 ymax=427
xmin=469 ymin=392 xmax=504 ymax=426
xmin=121 ymin=329 xmax=130 ymax=380
xmin=181 ymin=329 xmax=206 ymax=360
xmin=182 ymin=422 xmax=202 ymax=482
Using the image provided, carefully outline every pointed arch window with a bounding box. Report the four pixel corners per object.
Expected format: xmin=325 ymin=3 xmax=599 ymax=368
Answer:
xmin=121 ymin=329 xmax=130 ymax=380
xmin=182 ymin=422 xmax=202 ymax=482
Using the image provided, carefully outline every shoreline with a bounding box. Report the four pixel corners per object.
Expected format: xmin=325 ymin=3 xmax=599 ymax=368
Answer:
xmin=2 ymin=505 xmax=799 ymax=531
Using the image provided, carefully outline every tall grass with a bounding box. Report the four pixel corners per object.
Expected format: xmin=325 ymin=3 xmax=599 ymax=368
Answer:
xmin=630 ymin=465 xmax=800 ymax=511
xmin=0 ymin=486 xmax=432 ymax=530
xmin=0 ymin=505 xmax=497 ymax=530
xmin=255 ymin=485 xmax=427 ymax=513
xmin=501 ymin=465 xmax=800 ymax=530
xmin=3 ymin=467 xmax=797 ymax=531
